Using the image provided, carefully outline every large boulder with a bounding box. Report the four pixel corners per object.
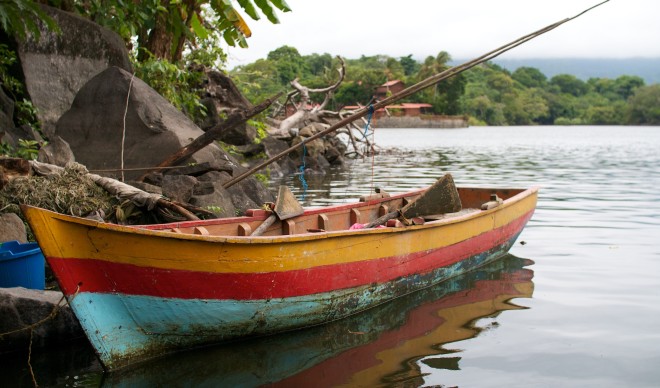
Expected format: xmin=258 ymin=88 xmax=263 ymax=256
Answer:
xmin=56 ymin=66 xmax=227 ymax=181
xmin=16 ymin=5 xmax=132 ymax=137
xmin=0 ymin=287 xmax=83 ymax=353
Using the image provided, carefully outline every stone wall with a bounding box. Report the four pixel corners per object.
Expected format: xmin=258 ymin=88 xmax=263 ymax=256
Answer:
xmin=376 ymin=115 xmax=468 ymax=129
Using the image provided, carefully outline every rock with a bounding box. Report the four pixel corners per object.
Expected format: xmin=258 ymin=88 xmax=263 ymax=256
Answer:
xmin=197 ymin=171 xmax=273 ymax=215
xmin=16 ymin=5 xmax=133 ymax=137
xmin=237 ymin=175 xmax=277 ymax=207
xmin=37 ymin=136 xmax=75 ymax=166
xmin=161 ymin=175 xmax=198 ymax=203
xmin=324 ymin=143 xmax=344 ymax=165
xmin=235 ymin=142 xmax=264 ymax=158
xmin=260 ymin=136 xmax=298 ymax=177
xmin=203 ymin=70 xmax=253 ymax=111
xmin=127 ymin=181 xmax=162 ymax=195
xmin=0 ymin=213 xmax=27 ymax=243
xmin=215 ymin=121 xmax=257 ymax=146
xmin=55 ymin=66 xmax=227 ymax=181
xmin=142 ymin=172 xmax=164 ymax=187
xmin=189 ymin=179 xmax=237 ymax=218
xmin=2 ymin=124 xmax=43 ymax=148
xmin=196 ymin=69 xmax=255 ymax=145
xmin=0 ymin=287 xmax=84 ymax=353
xmin=164 ymin=161 xmax=232 ymax=177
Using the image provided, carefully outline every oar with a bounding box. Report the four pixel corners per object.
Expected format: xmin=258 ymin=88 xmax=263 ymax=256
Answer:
xmin=364 ymin=173 xmax=462 ymax=228
xmin=251 ymin=185 xmax=304 ymax=236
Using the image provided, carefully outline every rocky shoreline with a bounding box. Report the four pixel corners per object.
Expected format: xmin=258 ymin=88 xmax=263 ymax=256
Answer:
xmin=1 ymin=5 xmax=354 ymax=358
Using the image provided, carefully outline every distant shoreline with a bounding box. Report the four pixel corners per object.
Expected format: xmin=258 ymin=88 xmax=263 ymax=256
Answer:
xmin=451 ymin=57 xmax=660 ymax=84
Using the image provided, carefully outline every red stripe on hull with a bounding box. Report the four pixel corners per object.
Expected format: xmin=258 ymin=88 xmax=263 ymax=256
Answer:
xmin=49 ymin=211 xmax=533 ymax=300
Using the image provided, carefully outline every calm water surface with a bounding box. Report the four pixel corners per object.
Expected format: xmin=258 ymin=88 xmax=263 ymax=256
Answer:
xmin=5 ymin=126 xmax=660 ymax=387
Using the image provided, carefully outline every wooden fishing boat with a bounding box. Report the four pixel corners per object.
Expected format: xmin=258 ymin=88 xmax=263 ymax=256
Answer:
xmin=21 ymin=180 xmax=537 ymax=371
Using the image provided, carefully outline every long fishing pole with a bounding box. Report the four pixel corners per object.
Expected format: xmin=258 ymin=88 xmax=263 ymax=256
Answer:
xmin=223 ymin=0 xmax=610 ymax=189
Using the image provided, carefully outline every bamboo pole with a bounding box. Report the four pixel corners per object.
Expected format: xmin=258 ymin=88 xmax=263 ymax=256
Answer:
xmin=223 ymin=0 xmax=609 ymax=189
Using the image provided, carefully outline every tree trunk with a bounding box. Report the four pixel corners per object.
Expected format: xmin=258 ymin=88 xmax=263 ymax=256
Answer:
xmin=141 ymin=1 xmax=174 ymax=61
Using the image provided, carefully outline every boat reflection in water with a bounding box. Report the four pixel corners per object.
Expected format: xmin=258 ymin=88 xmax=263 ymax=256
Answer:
xmin=103 ymin=254 xmax=534 ymax=387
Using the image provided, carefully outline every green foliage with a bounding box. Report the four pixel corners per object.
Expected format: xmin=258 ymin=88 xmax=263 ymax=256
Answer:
xmin=233 ymin=45 xmax=656 ymax=126
xmin=627 ymin=84 xmax=660 ymax=125
xmin=15 ymin=139 xmax=41 ymax=160
xmin=248 ymin=118 xmax=269 ymax=143
xmin=0 ymin=139 xmax=43 ymax=159
xmin=549 ymin=74 xmax=588 ymax=97
xmin=254 ymin=172 xmax=269 ymax=185
xmin=206 ymin=205 xmax=224 ymax=214
xmin=78 ymin=0 xmax=290 ymax=61
xmin=512 ymin=67 xmax=547 ymax=88
xmin=0 ymin=44 xmax=42 ymax=132
xmin=267 ymin=45 xmax=304 ymax=84
xmin=133 ymin=55 xmax=206 ymax=117
xmin=0 ymin=0 xmax=59 ymax=40
xmin=399 ymin=54 xmax=420 ymax=76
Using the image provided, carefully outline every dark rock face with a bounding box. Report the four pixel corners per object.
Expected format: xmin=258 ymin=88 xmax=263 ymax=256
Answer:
xmin=0 ymin=288 xmax=83 ymax=353
xmin=36 ymin=136 xmax=75 ymax=166
xmin=56 ymin=66 xmax=226 ymax=181
xmin=189 ymin=175 xmax=237 ymax=218
xmin=16 ymin=5 xmax=133 ymax=137
xmin=161 ymin=175 xmax=198 ymax=203
xmin=197 ymin=69 xmax=256 ymax=145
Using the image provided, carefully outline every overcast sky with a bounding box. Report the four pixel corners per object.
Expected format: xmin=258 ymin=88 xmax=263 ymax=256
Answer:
xmin=224 ymin=0 xmax=659 ymax=69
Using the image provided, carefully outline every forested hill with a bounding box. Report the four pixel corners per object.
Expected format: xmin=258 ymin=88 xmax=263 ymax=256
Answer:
xmin=470 ymin=58 xmax=660 ymax=84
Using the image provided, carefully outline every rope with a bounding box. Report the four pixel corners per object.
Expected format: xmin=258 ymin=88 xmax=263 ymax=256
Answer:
xmin=28 ymin=329 xmax=37 ymax=387
xmin=362 ymin=104 xmax=375 ymax=139
xmin=0 ymin=292 xmax=69 ymax=338
xmin=298 ymin=144 xmax=308 ymax=201
xmin=121 ymin=72 xmax=136 ymax=182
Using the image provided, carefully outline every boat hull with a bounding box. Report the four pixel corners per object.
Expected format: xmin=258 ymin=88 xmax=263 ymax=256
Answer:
xmin=22 ymin=186 xmax=537 ymax=370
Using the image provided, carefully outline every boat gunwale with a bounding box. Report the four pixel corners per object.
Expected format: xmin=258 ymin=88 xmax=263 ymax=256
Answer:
xmin=20 ymin=186 xmax=538 ymax=245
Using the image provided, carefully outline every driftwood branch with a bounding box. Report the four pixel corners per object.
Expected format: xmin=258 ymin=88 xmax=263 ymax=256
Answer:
xmin=137 ymin=92 xmax=283 ymax=181
xmin=223 ymin=1 xmax=610 ymax=189
xmin=278 ymin=57 xmax=346 ymax=133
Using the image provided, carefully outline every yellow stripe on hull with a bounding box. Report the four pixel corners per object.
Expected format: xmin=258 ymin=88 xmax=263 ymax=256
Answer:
xmin=24 ymin=190 xmax=537 ymax=274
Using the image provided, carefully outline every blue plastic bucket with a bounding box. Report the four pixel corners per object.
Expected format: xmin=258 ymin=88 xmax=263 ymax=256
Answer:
xmin=0 ymin=240 xmax=45 ymax=290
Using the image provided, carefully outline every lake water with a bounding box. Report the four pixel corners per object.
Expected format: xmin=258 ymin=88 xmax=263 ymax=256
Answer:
xmin=5 ymin=125 xmax=660 ymax=387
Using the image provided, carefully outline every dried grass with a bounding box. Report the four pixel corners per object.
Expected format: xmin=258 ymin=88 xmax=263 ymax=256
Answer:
xmin=0 ymin=164 xmax=118 ymax=217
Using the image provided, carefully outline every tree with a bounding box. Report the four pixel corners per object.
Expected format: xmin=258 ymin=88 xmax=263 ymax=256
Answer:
xmin=267 ymin=45 xmax=305 ymax=84
xmin=0 ymin=0 xmax=58 ymax=40
xmin=304 ymin=53 xmax=333 ymax=76
xmin=512 ymin=67 xmax=547 ymax=88
xmin=613 ymin=75 xmax=645 ymax=100
xmin=78 ymin=0 xmax=291 ymax=63
xmin=416 ymin=51 xmax=465 ymax=114
xmin=399 ymin=54 xmax=420 ymax=76
xmin=627 ymin=84 xmax=660 ymax=125
xmin=504 ymin=88 xmax=549 ymax=125
xmin=549 ymin=74 xmax=588 ymax=97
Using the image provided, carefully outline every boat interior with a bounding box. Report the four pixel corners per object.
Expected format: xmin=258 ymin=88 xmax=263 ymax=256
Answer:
xmin=139 ymin=187 xmax=527 ymax=238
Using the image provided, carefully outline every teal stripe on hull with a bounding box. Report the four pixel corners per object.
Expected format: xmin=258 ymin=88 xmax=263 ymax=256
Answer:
xmin=71 ymin=234 xmax=519 ymax=370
